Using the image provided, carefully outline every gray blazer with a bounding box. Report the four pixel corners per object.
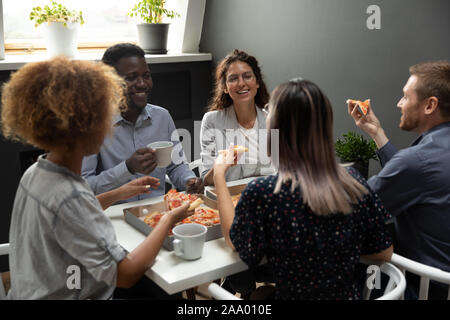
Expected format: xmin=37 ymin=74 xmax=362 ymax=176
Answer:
xmin=200 ymin=105 xmax=275 ymax=181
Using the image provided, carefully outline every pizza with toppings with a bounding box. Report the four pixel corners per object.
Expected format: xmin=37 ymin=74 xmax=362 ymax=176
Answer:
xmin=142 ymin=207 xmax=220 ymax=235
xmin=143 ymin=211 xmax=164 ymax=228
xmin=218 ymin=145 xmax=249 ymax=156
xmin=164 ymin=189 xmax=202 ymax=210
xmin=181 ymin=207 xmax=220 ymax=227
xmin=347 ymin=99 xmax=370 ymax=116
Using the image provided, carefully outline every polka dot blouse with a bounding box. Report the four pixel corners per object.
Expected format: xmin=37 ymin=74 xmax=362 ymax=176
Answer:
xmin=229 ymin=167 xmax=392 ymax=300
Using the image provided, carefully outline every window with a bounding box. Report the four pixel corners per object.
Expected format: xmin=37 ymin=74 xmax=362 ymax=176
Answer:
xmin=3 ymin=0 xmax=139 ymax=51
xmin=0 ymin=0 xmax=206 ymax=56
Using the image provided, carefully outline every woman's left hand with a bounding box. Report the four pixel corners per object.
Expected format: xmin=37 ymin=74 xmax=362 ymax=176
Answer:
xmin=118 ymin=176 xmax=160 ymax=200
xmin=213 ymin=145 xmax=241 ymax=176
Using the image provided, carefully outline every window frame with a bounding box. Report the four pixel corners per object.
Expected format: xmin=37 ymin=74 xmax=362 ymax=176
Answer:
xmin=0 ymin=0 xmax=206 ymax=57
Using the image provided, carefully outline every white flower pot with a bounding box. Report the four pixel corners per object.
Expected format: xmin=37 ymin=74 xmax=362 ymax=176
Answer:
xmin=42 ymin=22 xmax=79 ymax=58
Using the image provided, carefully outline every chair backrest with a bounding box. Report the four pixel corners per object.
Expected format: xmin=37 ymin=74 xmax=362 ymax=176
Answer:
xmin=208 ymin=282 xmax=241 ymax=300
xmin=390 ymin=253 xmax=450 ymax=300
xmin=189 ymin=159 xmax=203 ymax=175
xmin=165 ymin=159 xmax=203 ymax=191
xmin=0 ymin=243 xmax=10 ymax=300
xmin=360 ymin=258 xmax=406 ymax=300
xmin=209 ymin=261 xmax=406 ymax=300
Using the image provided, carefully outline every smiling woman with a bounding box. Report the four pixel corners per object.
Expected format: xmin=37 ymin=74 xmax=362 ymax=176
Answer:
xmin=200 ymin=49 xmax=274 ymax=185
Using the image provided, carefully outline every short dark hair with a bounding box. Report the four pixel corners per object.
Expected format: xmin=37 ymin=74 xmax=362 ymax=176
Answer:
xmin=102 ymin=43 xmax=146 ymax=68
xmin=409 ymin=60 xmax=450 ymax=118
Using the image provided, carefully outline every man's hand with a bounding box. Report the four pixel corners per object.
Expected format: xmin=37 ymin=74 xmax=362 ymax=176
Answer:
xmin=186 ymin=177 xmax=204 ymax=194
xmin=118 ymin=176 xmax=160 ymax=201
xmin=347 ymin=100 xmax=389 ymax=148
xmin=126 ymin=148 xmax=157 ymax=175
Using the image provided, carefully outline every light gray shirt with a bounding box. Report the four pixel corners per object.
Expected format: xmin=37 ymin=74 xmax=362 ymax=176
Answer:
xmin=82 ymin=104 xmax=196 ymax=202
xmin=8 ymin=156 xmax=127 ymax=300
xmin=200 ymin=106 xmax=275 ymax=181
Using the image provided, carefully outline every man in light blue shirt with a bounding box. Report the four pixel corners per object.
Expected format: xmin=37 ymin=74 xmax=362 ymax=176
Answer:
xmin=348 ymin=61 xmax=450 ymax=299
xmin=82 ymin=43 xmax=203 ymax=202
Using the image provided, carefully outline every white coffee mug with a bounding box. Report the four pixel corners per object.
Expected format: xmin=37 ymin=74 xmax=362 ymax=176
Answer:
xmin=147 ymin=141 xmax=174 ymax=168
xmin=172 ymin=223 xmax=207 ymax=260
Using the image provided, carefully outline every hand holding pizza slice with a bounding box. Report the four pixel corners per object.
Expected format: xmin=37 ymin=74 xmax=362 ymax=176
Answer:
xmin=347 ymin=99 xmax=370 ymax=116
xmin=164 ymin=189 xmax=201 ymax=210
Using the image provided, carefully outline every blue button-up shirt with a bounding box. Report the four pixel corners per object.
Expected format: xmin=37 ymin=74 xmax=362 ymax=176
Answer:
xmin=81 ymin=104 xmax=195 ymax=202
xmin=368 ymin=121 xmax=450 ymax=271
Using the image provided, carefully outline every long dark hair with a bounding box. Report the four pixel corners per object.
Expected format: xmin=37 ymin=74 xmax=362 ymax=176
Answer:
xmin=208 ymin=49 xmax=270 ymax=111
xmin=268 ymin=79 xmax=368 ymax=215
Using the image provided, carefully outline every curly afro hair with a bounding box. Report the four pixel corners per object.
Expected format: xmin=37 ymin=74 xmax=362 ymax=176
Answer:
xmin=1 ymin=56 xmax=126 ymax=154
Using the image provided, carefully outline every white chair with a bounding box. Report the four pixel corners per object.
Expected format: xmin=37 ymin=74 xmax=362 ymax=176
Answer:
xmin=0 ymin=243 xmax=10 ymax=300
xmin=189 ymin=158 xmax=203 ymax=173
xmin=390 ymin=253 xmax=450 ymax=300
xmin=208 ymin=282 xmax=241 ymax=300
xmin=208 ymin=261 xmax=406 ymax=300
xmin=360 ymin=259 xmax=406 ymax=300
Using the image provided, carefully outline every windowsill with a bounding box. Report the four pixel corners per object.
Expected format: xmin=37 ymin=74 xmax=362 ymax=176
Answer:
xmin=0 ymin=50 xmax=212 ymax=71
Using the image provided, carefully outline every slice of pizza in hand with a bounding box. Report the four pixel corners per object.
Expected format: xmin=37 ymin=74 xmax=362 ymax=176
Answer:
xmin=187 ymin=198 xmax=204 ymax=211
xmin=347 ymin=99 xmax=370 ymax=116
xmin=218 ymin=145 xmax=249 ymax=156
xmin=164 ymin=189 xmax=201 ymax=210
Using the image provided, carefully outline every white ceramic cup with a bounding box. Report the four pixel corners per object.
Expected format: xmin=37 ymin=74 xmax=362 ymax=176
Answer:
xmin=147 ymin=141 xmax=174 ymax=168
xmin=172 ymin=223 xmax=207 ymax=260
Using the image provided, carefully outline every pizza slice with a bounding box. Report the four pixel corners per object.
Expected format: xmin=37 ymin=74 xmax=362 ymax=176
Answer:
xmin=218 ymin=145 xmax=249 ymax=156
xmin=143 ymin=211 xmax=164 ymax=228
xmin=181 ymin=207 xmax=220 ymax=227
xmin=188 ymin=198 xmax=204 ymax=211
xmin=347 ymin=99 xmax=370 ymax=116
xmin=164 ymin=189 xmax=200 ymax=210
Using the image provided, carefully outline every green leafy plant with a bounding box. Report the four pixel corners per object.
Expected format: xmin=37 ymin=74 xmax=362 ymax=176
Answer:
xmin=129 ymin=0 xmax=180 ymax=24
xmin=29 ymin=1 xmax=84 ymax=27
xmin=335 ymin=131 xmax=378 ymax=165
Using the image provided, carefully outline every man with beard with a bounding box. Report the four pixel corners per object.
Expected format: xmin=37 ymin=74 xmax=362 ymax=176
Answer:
xmin=82 ymin=43 xmax=203 ymax=203
xmin=348 ymin=61 xmax=450 ymax=299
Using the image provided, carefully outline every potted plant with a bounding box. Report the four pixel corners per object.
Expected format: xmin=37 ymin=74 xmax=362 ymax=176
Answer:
xmin=335 ymin=131 xmax=378 ymax=179
xmin=30 ymin=1 xmax=84 ymax=58
xmin=129 ymin=0 xmax=180 ymax=54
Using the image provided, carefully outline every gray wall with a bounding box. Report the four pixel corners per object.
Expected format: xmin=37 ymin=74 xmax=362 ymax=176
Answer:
xmin=200 ymin=0 xmax=450 ymax=176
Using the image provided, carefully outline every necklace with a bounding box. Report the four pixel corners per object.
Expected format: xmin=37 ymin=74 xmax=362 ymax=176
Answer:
xmin=239 ymin=118 xmax=258 ymax=140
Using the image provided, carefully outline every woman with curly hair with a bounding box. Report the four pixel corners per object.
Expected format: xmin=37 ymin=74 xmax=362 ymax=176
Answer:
xmin=200 ymin=49 xmax=275 ymax=186
xmin=1 ymin=56 xmax=191 ymax=299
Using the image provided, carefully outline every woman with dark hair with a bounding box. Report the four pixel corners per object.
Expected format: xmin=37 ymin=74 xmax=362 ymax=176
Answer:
xmin=213 ymin=79 xmax=393 ymax=299
xmin=200 ymin=49 xmax=274 ymax=186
